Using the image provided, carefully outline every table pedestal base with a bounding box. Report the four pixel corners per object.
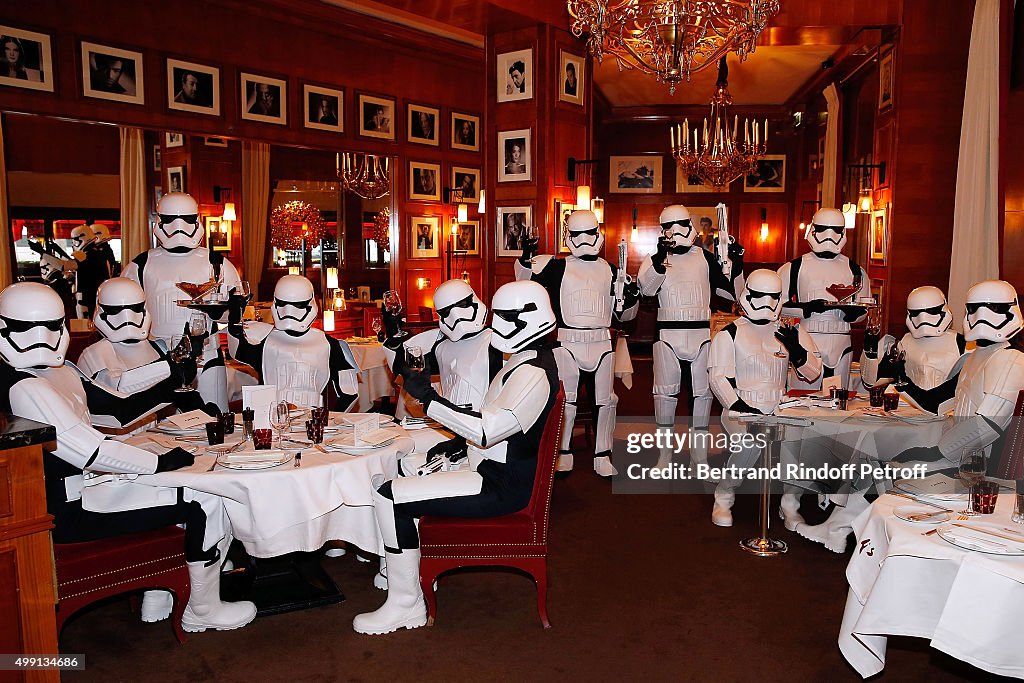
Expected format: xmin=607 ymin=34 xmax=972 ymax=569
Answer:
xmin=739 ymin=535 xmax=788 ymax=556
xmin=221 ymin=547 xmax=344 ymax=617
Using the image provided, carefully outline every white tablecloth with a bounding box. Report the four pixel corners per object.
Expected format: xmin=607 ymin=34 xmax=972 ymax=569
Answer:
xmin=348 ymin=342 xmax=392 ymax=411
xmin=840 ymin=492 xmax=1024 ymax=678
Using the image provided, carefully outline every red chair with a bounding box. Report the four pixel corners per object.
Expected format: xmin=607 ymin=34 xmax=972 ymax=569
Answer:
xmin=54 ymin=527 xmax=191 ymax=643
xmin=418 ymin=386 xmax=565 ymax=628
xmin=363 ymin=307 xmax=383 ymax=337
xmin=418 ymin=306 xmax=435 ymax=322
xmin=994 ymin=390 xmax=1024 ymax=480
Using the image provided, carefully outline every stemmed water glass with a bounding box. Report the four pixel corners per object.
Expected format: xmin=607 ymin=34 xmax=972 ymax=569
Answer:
xmin=235 ymin=281 xmax=252 ymax=329
xmin=169 ymin=335 xmax=192 ymax=392
xmin=774 ymin=316 xmax=797 ymax=358
xmin=383 ymin=290 xmax=407 ymax=339
xmin=270 ymin=400 xmax=291 ymax=449
xmin=371 ymin=315 xmax=384 ymax=341
xmin=959 ymin=448 xmax=987 ymax=516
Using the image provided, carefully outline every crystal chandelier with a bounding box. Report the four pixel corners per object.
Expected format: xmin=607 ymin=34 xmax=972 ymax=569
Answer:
xmin=669 ymin=57 xmax=767 ymax=188
xmin=336 ymin=152 xmax=391 ymax=200
xmin=568 ymin=0 xmax=780 ymax=94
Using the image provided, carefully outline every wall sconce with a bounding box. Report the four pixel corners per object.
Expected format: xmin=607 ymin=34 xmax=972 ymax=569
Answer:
xmin=457 ymin=203 xmax=469 ymax=223
xmin=221 ymin=202 xmax=236 ymax=222
xmin=591 ymin=197 xmax=605 ymax=224
xmin=630 ymin=206 xmax=639 ymax=243
xmin=323 ymin=310 xmax=335 ymax=332
xmin=858 ymin=191 xmax=872 ymax=213
xmin=326 ymin=267 xmax=339 ymax=290
xmin=417 ymin=277 xmax=431 ymax=290
xmin=478 ymin=189 xmax=486 ymax=214
xmin=841 ymin=204 xmax=857 ymax=231
xmin=576 ymin=185 xmax=591 ymax=210
xmin=568 ymin=156 xmax=599 ymax=217
xmin=461 ymin=270 xmax=471 ymax=283
xmin=332 ymin=291 xmax=345 ymax=311
xmin=759 ymin=208 xmax=769 ymax=242
xmin=847 ymin=161 xmax=885 ymax=214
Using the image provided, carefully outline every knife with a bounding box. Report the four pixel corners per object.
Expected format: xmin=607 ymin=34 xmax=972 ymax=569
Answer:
xmin=315 ymin=443 xmax=329 ymax=454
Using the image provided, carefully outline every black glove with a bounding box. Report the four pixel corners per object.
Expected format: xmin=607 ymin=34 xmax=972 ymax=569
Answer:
xmin=227 ymin=293 xmax=250 ymax=325
xmin=799 ymin=299 xmax=830 ymax=315
xmin=401 ymin=368 xmax=438 ymax=407
xmin=623 ymin=281 xmax=641 ymax=309
xmin=426 ymin=435 xmax=468 ymax=464
xmin=774 ymin=326 xmax=808 ymax=367
xmin=155 ymin=447 xmax=195 ymax=472
xmin=863 ymin=329 xmax=881 ymax=357
xmin=877 ymin=346 xmax=906 ymax=381
xmin=730 ymin=398 xmax=761 ymax=414
xmin=519 ymin=236 xmax=540 ymax=266
xmin=837 ymin=304 xmax=867 ymax=322
xmin=651 ymin=237 xmax=672 ymax=270
xmin=727 ymin=239 xmax=745 ymax=262
xmin=381 ymin=305 xmax=404 ymax=340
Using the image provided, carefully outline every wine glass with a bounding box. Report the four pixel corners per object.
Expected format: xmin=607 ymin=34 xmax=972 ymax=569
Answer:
xmin=235 ymin=281 xmax=252 ymax=329
xmin=774 ymin=317 xmax=797 ymax=358
xmin=958 ymin=448 xmax=987 ymax=516
xmin=270 ymin=400 xmax=291 ymax=449
xmin=169 ymin=335 xmax=192 ymax=392
xmin=371 ymin=315 xmax=384 ymax=341
xmin=383 ymin=290 xmax=407 ymax=339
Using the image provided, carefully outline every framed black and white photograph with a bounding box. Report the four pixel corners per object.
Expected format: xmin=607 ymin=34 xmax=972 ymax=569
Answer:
xmin=451 ymin=166 xmax=480 ymax=201
xmin=81 ymin=42 xmax=143 ymax=104
xmin=407 ymin=103 xmax=440 ymax=146
xmin=204 ymin=136 xmax=227 ymax=147
xmin=358 ymin=93 xmax=395 ymax=140
xmin=496 ymin=205 xmax=533 ymax=257
xmin=687 ymin=207 xmax=721 ymax=248
xmin=451 ymin=112 xmax=479 ymax=152
xmin=0 ymin=26 xmax=54 ymax=92
xmin=559 ymin=50 xmax=584 ymax=106
xmin=497 ymin=48 xmax=533 ymax=103
xmin=744 ymin=154 xmax=786 ymax=193
xmin=153 ymin=187 xmax=163 ymax=210
xmin=453 ymin=219 xmax=479 ymax=256
xmin=610 ymin=155 xmax=663 ymax=194
xmin=166 ymin=58 xmax=219 ymax=115
xmin=878 ymin=49 xmax=895 ymax=111
xmin=408 ymin=161 xmax=441 ymax=202
xmin=303 ymin=84 xmax=343 ymax=133
xmin=553 ymin=199 xmax=573 ymax=253
xmin=675 ymin=171 xmax=722 ymax=193
xmin=205 ymin=216 xmax=231 ymax=252
xmin=410 ymin=216 xmax=439 ymax=258
xmin=165 ymin=132 xmax=183 ymax=148
xmin=166 ymin=165 xmax=186 ymax=194
xmin=153 ymin=147 xmax=161 ymax=172
xmin=498 ymin=128 xmax=531 ymax=183
xmin=241 ymin=72 xmax=286 ymax=125
xmin=870 ymin=206 xmax=888 ymax=264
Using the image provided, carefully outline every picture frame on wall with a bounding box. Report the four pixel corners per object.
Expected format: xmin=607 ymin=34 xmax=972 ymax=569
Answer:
xmin=558 ymin=50 xmax=584 ymax=106
xmin=165 ymin=132 xmax=183 ymax=148
xmin=410 ymin=216 xmax=440 ymax=258
xmin=878 ymin=49 xmax=895 ymax=111
xmin=205 ymin=216 xmax=231 ymax=251
xmin=153 ymin=147 xmax=161 ymax=172
xmin=451 ymin=112 xmax=479 ymax=152
xmin=408 ymin=161 xmax=441 ymax=202
xmin=744 ymin=154 xmax=786 ymax=193
xmin=166 ymin=58 xmax=220 ymax=116
xmin=358 ymin=93 xmax=395 ymax=140
xmin=204 ymin=136 xmax=228 ymax=147
xmin=610 ymin=155 xmax=663 ymax=194
xmin=451 ymin=166 xmax=480 ymax=201
xmin=687 ymin=207 xmax=721 ymax=246
xmin=553 ymin=200 xmax=574 ymax=253
xmin=675 ymin=172 xmax=721 ymax=193
xmin=240 ymin=72 xmax=287 ymax=125
xmin=0 ymin=25 xmax=54 ymax=92
xmin=496 ymin=48 xmax=533 ymax=103
xmin=870 ymin=206 xmax=888 ymax=264
xmin=153 ymin=187 xmax=163 ymax=210
xmin=166 ymin=165 xmax=185 ymax=193
xmin=497 ymin=128 xmax=531 ymax=182
xmin=453 ymin=219 xmax=479 ymax=256
xmin=303 ymin=84 xmax=343 ymax=133
xmin=407 ymin=103 xmax=440 ymax=146
xmin=496 ymin=205 xmax=533 ymax=257
xmin=81 ymin=41 xmax=143 ymax=104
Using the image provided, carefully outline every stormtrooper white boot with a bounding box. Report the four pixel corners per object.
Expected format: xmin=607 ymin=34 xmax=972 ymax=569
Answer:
xmin=593 ymin=454 xmax=618 ymax=477
xmin=140 ymin=590 xmax=173 ymax=623
xmin=374 ymin=555 xmax=387 ymax=590
xmin=654 ymin=445 xmax=673 ymax=470
xmin=557 ymin=451 xmax=574 ymax=472
xmin=712 ymin=486 xmax=735 ymax=527
xmin=795 ymin=494 xmax=870 ymax=553
xmin=778 ymin=488 xmax=806 ymax=532
xmin=352 ymin=549 xmax=427 ymax=635
xmin=181 ymin=542 xmax=257 ymax=633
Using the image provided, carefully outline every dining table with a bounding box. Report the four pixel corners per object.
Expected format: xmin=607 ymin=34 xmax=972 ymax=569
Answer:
xmin=839 ymin=484 xmax=1024 ymax=679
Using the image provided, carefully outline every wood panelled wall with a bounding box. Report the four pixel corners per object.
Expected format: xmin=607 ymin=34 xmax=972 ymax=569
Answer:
xmin=0 ymin=0 xmax=485 ymax=305
xmin=1003 ymin=0 xmax=1024 ymax=284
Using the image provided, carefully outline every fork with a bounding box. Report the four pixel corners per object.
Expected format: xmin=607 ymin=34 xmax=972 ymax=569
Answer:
xmin=206 ymin=455 xmax=219 ymax=472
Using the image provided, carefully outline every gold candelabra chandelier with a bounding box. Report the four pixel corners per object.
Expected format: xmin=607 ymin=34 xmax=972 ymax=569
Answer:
xmin=336 ymin=152 xmax=391 ymax=200
xmin=568 ymin=0 xmax=780 ymax=94
xmin=669 ymin=57 xmax=767 ymax=188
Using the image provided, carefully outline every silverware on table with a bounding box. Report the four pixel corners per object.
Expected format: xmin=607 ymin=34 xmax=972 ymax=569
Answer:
xmin=888 ymin=491 xmax=954 ymax=511
xmin=315 ymin=443 xmax=329 ymax=454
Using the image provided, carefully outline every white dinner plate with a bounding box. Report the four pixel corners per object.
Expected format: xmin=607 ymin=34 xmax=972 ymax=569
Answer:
xmin=215 ymin=452 xmax=293 ymax=470
xmin=141 ymin=442 xmax=200 ymax=455
xmin=893 ymin=505 xmax=951 ymax=525
xmin=153 ymin=424 xmax=207 ymax=436
xmin=936 ymin=522 xmax=1024 ymax=555
xmin=324 ymin=434 xmax=396 ymax=454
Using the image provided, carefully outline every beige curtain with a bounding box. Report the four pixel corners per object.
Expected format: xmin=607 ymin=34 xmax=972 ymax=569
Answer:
xmin=119 ymin=127 xmax=150 ymax=263
xmin=242 ymin=141 xmax=271 ymax=296
xmin=948 ymin=0 xmax=1000 ymax=325
xmin=821 ymin=83 xmax=841 ymax=209
xmin=0 ymin=116 xmax=11 ymax=289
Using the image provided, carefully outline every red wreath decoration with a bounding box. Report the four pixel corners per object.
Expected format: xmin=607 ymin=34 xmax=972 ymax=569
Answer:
xmin=372 ymin=208 xmax=391 ymax=252
xmin=270 ymin=200 xmax=326 ymax=250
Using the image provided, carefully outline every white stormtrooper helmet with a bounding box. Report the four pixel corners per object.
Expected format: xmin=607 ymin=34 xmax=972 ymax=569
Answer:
xmin=964 ymin=280 xmax=1023 ymax=342
xmin=155 ymin=192 xmax=203 ymax=252
xmin=490 ymin=280 xmax=556 ymax=354
xmin=272 ymin=275 xmax=318 ymax=334
xmin=94 ymin=277 xmax=151 ymax=343
xmin=38 ymin=253 xmax=64 ymax=282
xmin=905 ymin=286 xmax=952 ymax=339
xmin=70 ymin=224 xmax=95 ymax=251
xmin=90 ymin=223 xmax=111 ymax=244
xmin=805 ymin=207 xmax=847 ymax=256
xmin=0 ymin=282 xmax=69 ymax=369
xmin=565 ymin=209 xmax=605 ymax=258
xmin=740 ymin=269 xmax=784 ymax=322
xmin=433 ymin=279 xmax=487 ymax=341
xmin=659 ymin=204 xmax=695 ymax=248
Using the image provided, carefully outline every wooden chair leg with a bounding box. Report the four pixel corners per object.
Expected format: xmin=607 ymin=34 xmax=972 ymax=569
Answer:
xmin=170 ymin=587 xmax=189 ymax=644
xmin=420 ymin=572 xmax=437 ymax=626
xmin=534 ymin=564 xmax=551 ymax=629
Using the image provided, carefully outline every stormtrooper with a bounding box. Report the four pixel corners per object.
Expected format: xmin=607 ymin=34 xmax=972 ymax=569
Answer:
xmin=69 ymin=223 xmax=107 ymax=319
xmin=797 ymin=282 xmax=1024 ymax=553
xmin=708 ymin=269 xmax=822 ymax=528
xmin=0 ymin=282 xmax=256 ymax=631
xmin=38 ymin=251 xmax=77 ymax=317
xmin=123 ymin=192 xmax=241 ymax=411
xmin=860 ymin=285 xmax=967 ymax=414
xmin=228 ymin=275 xmax=358 ymax=410
xmin=515 ymin=209 xmax=639 ymax=477
xmin=89 ymin=222 xmax=120 ymax=278
xmin=638 ymin=204 xmax=745 ymax=463
xmin=778 ymin=208 xmax=869 ymax=390
xmin=351 ymin=280 xmax=561 ymax=635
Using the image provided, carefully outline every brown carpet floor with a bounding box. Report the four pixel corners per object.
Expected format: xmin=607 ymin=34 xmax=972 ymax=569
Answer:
xmin=59 ymin=465 xmax=1013 ymax=683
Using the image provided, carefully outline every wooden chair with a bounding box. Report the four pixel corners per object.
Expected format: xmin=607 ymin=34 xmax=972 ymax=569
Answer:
xmin=418 ymin=306 xmax=435 ymax=322
xmin=418 ymin=386 xmax=565 ymax=628
xmin=54 ymin=527 xmax=191 ymax=643
xmin=994 ymin=390 xmax=1024 ymax=480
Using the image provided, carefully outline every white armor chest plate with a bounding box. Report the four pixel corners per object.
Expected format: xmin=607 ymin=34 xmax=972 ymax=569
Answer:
xmin=657 ymin=249 xmax=711 ymax=321
xmin=263 ymin=329 xmax=331 ymax=407
xmin=467 ymin=350 xmax=538 ymax=466
xmin=900 ymin=332 xmax=961 ymax=391
xmin=733 ymin=321 xmax=789 ymax=410
xmin=141 ymin=249 xmax=218 ymax=342
xmin=798 ymin=254 xmax=854 ymax=333
xmin=435 ymin=330 xmax=492 ymax=410
xmin=32 ymin=365 xmax=90 ymax=422
xmin=560 ymin=258 xmax=614 ymax=329
xmin=953 ymin=344 xmax=1021 ymax=418
xmin=111 ymin=340 xmax=162 ymax=371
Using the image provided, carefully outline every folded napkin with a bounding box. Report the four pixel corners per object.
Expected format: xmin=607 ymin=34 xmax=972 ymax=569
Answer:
xmin=941 ymin=525 xmax=1024 ymax=552
xmin=165 ymin=409 xmax=211 ymax=430
xmin=897 ymin=473 xmax=965 ymax=501
xmin=221 ymin=450 xmax=288 ymax=464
